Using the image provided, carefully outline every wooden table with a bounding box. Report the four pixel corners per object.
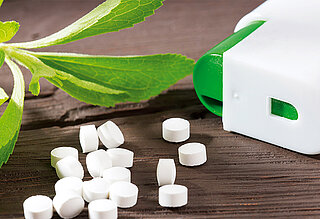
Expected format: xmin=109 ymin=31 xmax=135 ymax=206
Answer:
xmin=3 ymin=0 xmax=320 ymax=218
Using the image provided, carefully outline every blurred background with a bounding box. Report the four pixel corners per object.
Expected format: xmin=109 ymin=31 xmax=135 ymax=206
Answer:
xmin=0 ymin=0 xmax=263 ymax=97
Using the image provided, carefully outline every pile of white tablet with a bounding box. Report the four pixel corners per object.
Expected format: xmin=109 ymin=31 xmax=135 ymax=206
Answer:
xmin=23 ymin=118 xmax=207 ymax=219
xmin=158 ymin=118 xmax=207 ymax=207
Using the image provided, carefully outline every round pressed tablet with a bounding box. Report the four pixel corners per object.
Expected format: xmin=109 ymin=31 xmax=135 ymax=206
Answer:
xmin=97 ymin=121 xmax=124 ymax=149
xmin=51 ymin=147 xmax=78 ymax=168
xmin=103 ymin=167 xmax=131 ymax=185
xmin=86 ymin=149 xmax=112 ymax=177
xmin=159 ymin=184 xmax=188 ymax=207
xmin=88 ymin=199 xmax=117 ymax=219
xmin=79 ymin=125 xmax=99 ymax=153
xmin=157 ymin=159 xmax=176 ymax=186
xmin=83 ymin=178 xmax=110 ymax=203
xmin=107 ymin=148 xmax=134 ymax=168
xmin=23 ymin=195 xmax=53 ymax=219
xmin=53 ymin=191 xmax=84 ymax=219
xmin=55 ymin=177 xmax=83 ymax=197
xmin=178 ymin=143 xmax=207 ymax=166
xmin=109 ymin=181 xmax=138 ymax=208
xmin=162 ymin=118 xmax=190 ymax=143
xmin=56 ymin=156 xmax=84 ymax=179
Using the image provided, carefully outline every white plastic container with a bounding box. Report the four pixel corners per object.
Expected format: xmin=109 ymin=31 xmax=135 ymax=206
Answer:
xmin=223 ymin=0 xmax=320 ymax=155
xmin=194 ymin=0 xmax=320 ymax=155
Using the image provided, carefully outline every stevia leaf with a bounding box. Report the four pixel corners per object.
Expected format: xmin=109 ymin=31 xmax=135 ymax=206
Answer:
xmin=5 ymin=48 xmax=56 ymax=95
xmin=0 ymin=21 xmax=20 ymax=43
xmin=33 ymin=51 xmax=195 ymax=104
xmin=47 ymin=71 xmax=129 ymax=107
xmin=10 ymin=0 xmax=163 ymax=49
xmin=0 ymin=87 xmax=8 ymax=106
xmin=0 ymin=58 xmax=24 ymax=167
xmin=0 ymin=50 xmax=4 ymax=68
xmin=7 ymin=49 xmax=127 ymax=102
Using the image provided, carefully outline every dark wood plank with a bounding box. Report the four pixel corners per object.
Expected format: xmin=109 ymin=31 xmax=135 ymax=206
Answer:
xmin=7 ymin=0 xmax=320 ymax=219
xmin=3 ymin=94 xmax=320 ymax=218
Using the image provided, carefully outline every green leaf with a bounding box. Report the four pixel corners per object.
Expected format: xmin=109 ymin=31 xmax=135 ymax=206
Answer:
xmin=9 ymin=0 xmax=163 ymax=49
xmin=47 ymin=71 xmax=129 ymax=107
xmin=0 ymin=50 xmax=4 ymax=68
xmin=33 ymin=51 xmax=194 ymax=105
xmin=4 ymin=48 xmax=56 ymax=95
xmin=0 ymin=0 xmax=3 ymax=7
xmin=0 ymin=58 xmax=24 ymax=167
xmin=0 ymin=21 xmax=20 ymax=43
xmin=6 ymin=48 xmax=127 ymax=101
xmin=9 ymin=49 xmax=193 ymax=106
xmin=0 ymin=87 xmax=8 ymax=106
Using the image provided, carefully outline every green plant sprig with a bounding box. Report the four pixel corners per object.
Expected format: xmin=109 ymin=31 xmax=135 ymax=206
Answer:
xmin=0 ymin=0 xmax=195 ymax=167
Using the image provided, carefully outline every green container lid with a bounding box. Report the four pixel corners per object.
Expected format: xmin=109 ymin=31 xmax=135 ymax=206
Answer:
xmin=193 ymin=20 xmax=298 ymax=121
xmin=193 ymin=20 xmax=265 ymax=117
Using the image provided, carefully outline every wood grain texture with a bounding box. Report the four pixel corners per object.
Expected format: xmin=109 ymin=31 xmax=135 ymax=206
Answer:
xmin=5 ymin=0 xmax=320 ymax=218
